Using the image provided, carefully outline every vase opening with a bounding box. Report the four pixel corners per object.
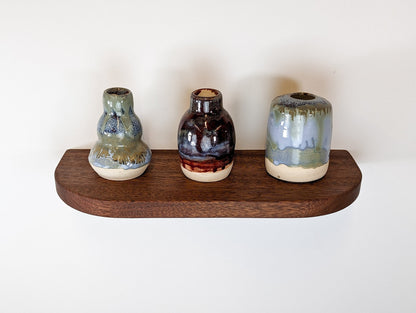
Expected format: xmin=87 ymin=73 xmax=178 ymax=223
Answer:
xmin=194 ymin=89 xmax=219 ymax=98
xmin=106 ymin=87 xmax=130 ymax=96
xmin=191 ymin=88 xmax=222 ymax=113
xmin=290 ymin=92 xmax=315 ymax=101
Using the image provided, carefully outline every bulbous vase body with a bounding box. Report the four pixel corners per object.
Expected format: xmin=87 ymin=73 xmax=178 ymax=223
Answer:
xmin=89 ymin=87 xmax=151 ymax=180
xmin=178 ymin=88 xmax=235 ymax=182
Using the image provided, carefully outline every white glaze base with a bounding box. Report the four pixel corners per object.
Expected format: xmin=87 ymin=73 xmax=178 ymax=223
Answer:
xmin=265 ymin=158 xmax=328 ymax=183
xmin=181 ymin=162 xmax=233 ymax=182
xmin=90 ymin=163 xmax=149 ymax=181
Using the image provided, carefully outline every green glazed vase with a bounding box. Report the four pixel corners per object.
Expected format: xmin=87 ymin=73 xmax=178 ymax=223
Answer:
xmin=265 ymin=92 xmax=332 ymax=182
xmin=88 ymin=87 xmax=151 ymax=180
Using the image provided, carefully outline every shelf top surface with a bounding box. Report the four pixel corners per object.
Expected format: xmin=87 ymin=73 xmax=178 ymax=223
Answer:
xmin=55 ymin=149 xmax=362 ymax=218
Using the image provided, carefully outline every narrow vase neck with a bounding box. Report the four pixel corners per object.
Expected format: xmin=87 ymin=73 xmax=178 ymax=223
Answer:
xmin=103 ymin=87 xmax=134 ymax=116
xmin=190 ymin=88 xmax=223 ymax=114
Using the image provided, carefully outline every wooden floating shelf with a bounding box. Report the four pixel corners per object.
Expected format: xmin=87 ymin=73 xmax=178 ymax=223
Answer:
xmin=55 ymin=149 xmax=362 ymax=218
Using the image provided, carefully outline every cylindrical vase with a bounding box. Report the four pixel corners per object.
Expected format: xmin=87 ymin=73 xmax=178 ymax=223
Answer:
xmin=265 ymin=92 xmax=332 ymax=182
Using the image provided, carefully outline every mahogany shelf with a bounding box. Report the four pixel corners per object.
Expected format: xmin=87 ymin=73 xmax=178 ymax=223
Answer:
xmin=55 ymin=149 xmax=361 ymax=218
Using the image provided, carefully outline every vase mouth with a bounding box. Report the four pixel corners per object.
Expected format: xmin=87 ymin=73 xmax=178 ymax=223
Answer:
xmin=290 ymin=92 xmax=316 ymax=101
xmin=192 ymin=88 xmax=222 ymax=100
xmin=190 ymin=88 xmax=223 ymax=113
xmin=105 ymin=87 xmax=131 ymax=96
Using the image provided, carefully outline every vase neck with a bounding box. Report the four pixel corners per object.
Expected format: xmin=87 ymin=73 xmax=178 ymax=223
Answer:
xmin=103 ymin=87 xmax=133 ymax=116
xmin=190 ymin=88 xmax=223 ymax=114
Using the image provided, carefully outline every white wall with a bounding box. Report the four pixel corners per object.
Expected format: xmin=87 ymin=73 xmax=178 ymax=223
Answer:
xmin=1 ymin=0 xmax=415 ymax=312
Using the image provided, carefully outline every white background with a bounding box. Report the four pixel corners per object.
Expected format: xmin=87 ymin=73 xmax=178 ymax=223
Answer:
xmin=1 ymin=0 xmax=415 ymax=312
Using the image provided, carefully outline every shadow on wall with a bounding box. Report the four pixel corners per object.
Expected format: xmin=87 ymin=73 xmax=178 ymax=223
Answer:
xmin=263 ymin=47 xmax=416 ymax=162
xmin=141 ymin=52 xmax=305 ymax=151
xmin=53 ymin=71 xmax=102 ymax=152
xmin=56 ymin=54 xmax=138 ymax=151
xmin=60 ymin=46 xmax=416 ymax=163
xmin=144 ymin=53 xmax=227 ymax=149
xmin=143 ymin=69 xmax=190 ymax=149
xmin=232 ymin=76 xmax=299 ymax=149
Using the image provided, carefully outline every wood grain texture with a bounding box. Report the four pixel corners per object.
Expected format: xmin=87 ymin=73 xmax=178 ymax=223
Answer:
xmin=55 ymin=150 xmax=362 ymax=218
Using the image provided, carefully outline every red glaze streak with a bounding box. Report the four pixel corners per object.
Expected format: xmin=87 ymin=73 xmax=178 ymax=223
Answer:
xmin=180 ymin=156 xmax=232 ymax=173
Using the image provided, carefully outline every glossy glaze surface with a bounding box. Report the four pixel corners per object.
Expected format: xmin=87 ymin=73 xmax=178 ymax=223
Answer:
xmin=178 ymin=88 xmax=235 ymax=177
xmin=89 ymin=88 xmax=151 ymax=177
xmin=266 ymin=92 xmax=332 ymax=169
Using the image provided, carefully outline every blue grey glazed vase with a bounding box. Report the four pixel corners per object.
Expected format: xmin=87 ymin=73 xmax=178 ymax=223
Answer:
xmin=265 ymin=92 xmax=332 ymax=182
xmin=178 ymin=88 xmax=235 ymax=182
xmin=88 ymin=87 xmax=151 ymax=180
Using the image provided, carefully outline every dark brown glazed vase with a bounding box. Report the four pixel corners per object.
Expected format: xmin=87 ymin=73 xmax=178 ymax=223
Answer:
xmin=177 ymin=88 xmax=235 ymax=182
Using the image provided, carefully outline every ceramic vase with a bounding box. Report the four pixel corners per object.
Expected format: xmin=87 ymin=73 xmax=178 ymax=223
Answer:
xmin=88 ymin=87 xmax=151 ymax=180
xmin=178 ymin=88 xmax=235 ymax=182
xmin=265 ymin=92 xmax=332 ymax=182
